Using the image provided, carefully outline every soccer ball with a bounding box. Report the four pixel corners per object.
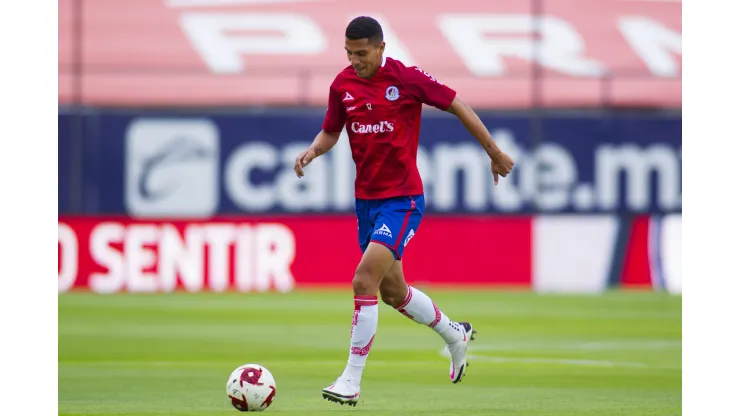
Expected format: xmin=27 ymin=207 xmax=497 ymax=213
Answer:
xmin=226 ymin=364 xmax=277 ymax=412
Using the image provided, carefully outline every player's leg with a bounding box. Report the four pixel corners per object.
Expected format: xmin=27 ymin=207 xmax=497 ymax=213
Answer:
xmin=322 ymin=242 xmax=394 ymax=406
xmin=379 ymin=261 xmax=476 ymax=383
xmin=380 ymin=260 xmax=464 ymax=341
xmin=322 ymin=199 xmax=395 ymax=406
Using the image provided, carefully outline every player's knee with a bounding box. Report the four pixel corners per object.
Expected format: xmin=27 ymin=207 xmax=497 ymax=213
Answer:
xmin=379 ymin=290 xmax=400 ymax=308
xmin=352 ymin=265 xmax=380 ymax=296
xmin=379 ymin=282 xmax=406 ymax=307
xmin=352 ymin=274 xmax=376 ymax=296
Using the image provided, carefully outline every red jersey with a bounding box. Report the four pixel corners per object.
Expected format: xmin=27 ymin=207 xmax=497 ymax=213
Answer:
xmin=321 ymin=56 xmax=457 ymax=200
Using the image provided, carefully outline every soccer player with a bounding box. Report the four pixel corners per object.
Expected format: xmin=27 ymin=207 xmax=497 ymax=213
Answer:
xmin=293 ymin=16 xmax=515 ymax=406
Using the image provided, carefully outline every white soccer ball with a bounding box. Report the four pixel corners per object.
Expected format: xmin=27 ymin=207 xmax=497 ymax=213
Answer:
xmin=226 ymin=364 xmax=277 ymax=412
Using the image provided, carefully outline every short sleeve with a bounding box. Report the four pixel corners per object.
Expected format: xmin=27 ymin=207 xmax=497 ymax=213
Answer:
xmin=321 ymin=78 xmax=347 ymax=133
xmin=401 ymin=66 xmax=457 ymax=110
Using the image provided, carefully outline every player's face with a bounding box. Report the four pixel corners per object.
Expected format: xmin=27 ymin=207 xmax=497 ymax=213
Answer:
xmin=345 ymin=38 xmax=385 ymax=79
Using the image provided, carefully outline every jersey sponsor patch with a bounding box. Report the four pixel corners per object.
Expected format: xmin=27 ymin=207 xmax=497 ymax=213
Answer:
xmin=350 ymin=121 xmax=394 ymax=134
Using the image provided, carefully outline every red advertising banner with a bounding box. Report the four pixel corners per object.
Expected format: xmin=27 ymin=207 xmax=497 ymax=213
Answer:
xmin=58 ymin=0 xmax=681 ymax=108
xmin=58 ymin=216 xmax=533 ymax=293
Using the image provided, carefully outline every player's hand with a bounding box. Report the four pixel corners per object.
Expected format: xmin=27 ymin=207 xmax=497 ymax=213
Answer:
xmin=294 ymin=148 xmax=318 ymax=178
xmin=490 ymin=151 xmax=514 ymax=185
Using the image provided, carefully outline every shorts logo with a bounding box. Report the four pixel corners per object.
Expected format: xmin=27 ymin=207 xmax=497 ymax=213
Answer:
xmin=404 ymin=229 xmax=415 ymax=247
xmin=385 ymin=86 xmax=399 ymax=101
xmin=374 ymin=223 xmax=393 ymax=238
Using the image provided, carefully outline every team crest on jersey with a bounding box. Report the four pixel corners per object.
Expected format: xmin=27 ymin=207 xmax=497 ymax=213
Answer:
xmin=385 ymin=86 xmax=400 ymax=101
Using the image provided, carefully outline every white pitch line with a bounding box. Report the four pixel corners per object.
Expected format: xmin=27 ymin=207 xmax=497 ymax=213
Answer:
xmin=467 ymin=354 xmax=647 ymax=368
xmin=60 ymin=360 xmax=452 ymax=368
xmin=439 ymin=348 xmax=648 ymax=368
xmin=466 ymin=340 xmax=681 ymax=352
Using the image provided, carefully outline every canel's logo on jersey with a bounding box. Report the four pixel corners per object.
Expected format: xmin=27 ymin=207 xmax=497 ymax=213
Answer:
xmin=385 ymin=86 xmax=400 ymax=101
xmin=350 ymin=121 xmax=395 ymax=134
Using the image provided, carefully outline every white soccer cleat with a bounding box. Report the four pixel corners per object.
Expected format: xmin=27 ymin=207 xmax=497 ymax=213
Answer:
xmin=446 ymin=321 xmax=476 ymax=383
xmin=321 ymin=377 xmax=360 ymax=407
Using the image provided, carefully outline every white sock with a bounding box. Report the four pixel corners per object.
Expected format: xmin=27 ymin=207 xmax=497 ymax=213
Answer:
xmin=395 ymin=286 xmax=463 ymax=344
xmin=341 ymin=295 xmax=378 ymax=386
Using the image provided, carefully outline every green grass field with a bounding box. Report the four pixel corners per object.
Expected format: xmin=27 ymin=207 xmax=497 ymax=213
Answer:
xmin=59 ymin=290 xmax=681 ymax=415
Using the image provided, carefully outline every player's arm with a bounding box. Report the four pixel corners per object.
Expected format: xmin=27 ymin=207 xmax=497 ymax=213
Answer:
xmin=294 ymin=129 xmax=341 ymax=178
xmin=403 ymin=66 xmax=514 ymax=184
xmin=309 ymin=129 xmax=341 ymax=158
xmin=446 ymin=96 xmax=514 ymax=184
xmin=294 ymin=79 xmax=347 ymax=178
xmin=445 ymin=97 xmax=503 ymax=159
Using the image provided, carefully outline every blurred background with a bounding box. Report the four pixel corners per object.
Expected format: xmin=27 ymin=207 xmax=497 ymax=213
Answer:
xmin=57 ymin=1 xmax=682 ymax=414
xmin=57 ymin=0 xmax=682 ymax=295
